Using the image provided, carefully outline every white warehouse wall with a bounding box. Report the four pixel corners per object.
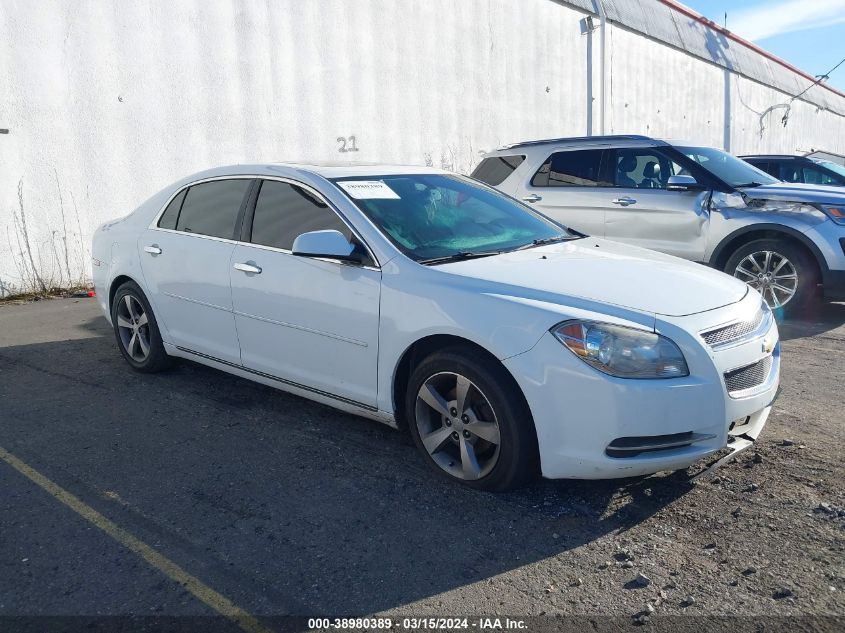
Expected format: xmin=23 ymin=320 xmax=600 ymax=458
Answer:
xmin=1 ymin=0 xmax=844 ymax=295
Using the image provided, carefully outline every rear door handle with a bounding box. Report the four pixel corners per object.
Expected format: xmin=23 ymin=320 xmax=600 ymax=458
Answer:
xmin=143 ymin=245 xmax=162 ymax=255
xmin=612 ymin=197 xmax=637 ymax=206
xmin=522 ymin=194 xmax=542 ymax=203
xmin=233 ymin=262 xmax=262 ymax=275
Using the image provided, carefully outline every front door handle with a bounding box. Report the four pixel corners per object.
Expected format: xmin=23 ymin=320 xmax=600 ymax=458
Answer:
xmin=522 ymin=194 xmax=542 ymax=203
xmin=233 ymin=262 xmax=262 ymax=275
xmin=144 ymin=245 xmax=162 ymax=255
xmin=612 ymin=197 xmax=637 ymax=206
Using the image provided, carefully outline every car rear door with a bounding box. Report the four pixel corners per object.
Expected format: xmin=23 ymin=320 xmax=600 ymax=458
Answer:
xmin=139 ymin=178 xmax=253 ymax=364
xmin=600 ymin=148 xmax=709 ymax=261
xmin=517 ymin=148 xmax=608 ymax=237
xmin=229 ymin=178 xmax=381 ymax=409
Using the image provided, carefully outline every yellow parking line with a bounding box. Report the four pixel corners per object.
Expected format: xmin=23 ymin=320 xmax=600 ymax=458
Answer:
xmin=0 ymin=445 xmax=274 ymax=633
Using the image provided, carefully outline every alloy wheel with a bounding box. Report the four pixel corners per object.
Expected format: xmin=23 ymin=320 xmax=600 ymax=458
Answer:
xmin=733 ymin=250 xmax=798 ymax=309
xmin=414 ymin=372 xmax=501 ymax=481
xmin=116 ymin=294 xmax=151 ymax=362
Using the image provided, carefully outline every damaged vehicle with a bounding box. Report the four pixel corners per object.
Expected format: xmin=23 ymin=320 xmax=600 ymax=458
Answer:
xmin=92 ymin=163 xmax=778 ymax=490
xmin=474 ymin=136 xmax=845 ymax=314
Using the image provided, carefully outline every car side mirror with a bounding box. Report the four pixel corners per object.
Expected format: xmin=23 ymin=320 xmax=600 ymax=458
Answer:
xmin=291 ymin=230 xmax=364 ymax=263
xmin=666 ymin=175 xmax=707 ymax=192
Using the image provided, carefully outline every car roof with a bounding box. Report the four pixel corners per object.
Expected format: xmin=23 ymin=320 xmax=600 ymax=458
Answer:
xmin=496 ymin=134 xmax=664 ymax=151
xmin=739 ymin=154 xmax=807 ymax=160
xmin=179 ymin=162 xmax=450 ymax=183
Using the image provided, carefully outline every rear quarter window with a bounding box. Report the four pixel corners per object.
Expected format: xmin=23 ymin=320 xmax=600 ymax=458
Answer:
xmin=471 ymin=155 xmax=526 ymax=186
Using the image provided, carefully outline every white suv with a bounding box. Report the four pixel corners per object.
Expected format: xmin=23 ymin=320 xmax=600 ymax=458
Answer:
xmin=474 ymin=135 xmax=845 ymax=314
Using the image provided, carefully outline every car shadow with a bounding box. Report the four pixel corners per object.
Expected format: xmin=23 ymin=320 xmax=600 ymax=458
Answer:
xmin=776 ymin=301 xmax=845 ymax=341
xmin=0 ymin=316 xmax=697 ymax=617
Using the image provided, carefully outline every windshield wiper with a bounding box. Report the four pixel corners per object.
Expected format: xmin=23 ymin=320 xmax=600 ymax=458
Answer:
xmin=734 ymin=181 xmax=764 ymax=188
xmin=515 ymin=235 xmax=581 ymax=251
xmin=418 ymin=251 xmax=502 ymax=266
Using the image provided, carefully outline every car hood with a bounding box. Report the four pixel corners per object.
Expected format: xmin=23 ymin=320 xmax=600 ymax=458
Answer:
xmin=436 ymin=238 xmax=748 ymax=317
xmin=739 ymin=182 xmax=845 ymax=206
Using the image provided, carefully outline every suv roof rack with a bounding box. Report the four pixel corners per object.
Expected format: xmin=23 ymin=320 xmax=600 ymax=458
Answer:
xmin=498 ymin=135 xmax=660 ymax=151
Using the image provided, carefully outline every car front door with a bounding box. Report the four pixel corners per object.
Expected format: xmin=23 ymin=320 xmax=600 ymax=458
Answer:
xmin=600 ymin=148 xmax=709 ymax=261
xmin=518 ymin=148 xmax=609 ymax=236
xmin=139 ymin=178 xmax=253 ymax=364
xmin=229 ymin=178 xmax=381 ymax=409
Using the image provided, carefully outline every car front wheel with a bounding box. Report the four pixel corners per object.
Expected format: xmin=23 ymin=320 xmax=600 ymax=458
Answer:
xmin=406 ymin=347 xmax=539 ymax=491
xmin=111 ymin=281 xmax=172 ymax=373
xmin=725 ymin=238 xmax=818 ymax=315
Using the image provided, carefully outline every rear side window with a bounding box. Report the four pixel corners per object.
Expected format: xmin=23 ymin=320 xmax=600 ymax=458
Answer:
xmin=531 ymin=150 xmax=608 ymax=187
xmin=157 ymin=189 xmax=186 ymax=229
xmin=471 ymin=155 xmax=525 ymax=186
xmin=745 ymin=159 xmax=778 ymax=178
xmin=175 ymin=179 xmax=251 ymax=239
xmin=250 ymin=180 xmax=351 ymax=250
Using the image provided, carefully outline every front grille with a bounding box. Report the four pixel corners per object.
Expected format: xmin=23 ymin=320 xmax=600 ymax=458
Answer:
xmin=702 ymin=309 xmax=764 ymax=348
xmin=724 ymin=355 xmax=773 ymax=395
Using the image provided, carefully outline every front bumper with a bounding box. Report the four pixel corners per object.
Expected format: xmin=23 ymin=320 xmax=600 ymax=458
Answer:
xmin=503 ymin=300 xmax=779 ymax=479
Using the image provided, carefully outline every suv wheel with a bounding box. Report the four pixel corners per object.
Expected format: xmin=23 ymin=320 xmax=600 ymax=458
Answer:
xmin=111 ymin=281 xmax=172 ymax=372
xmin=405 ymin=346 xmax=539 ymax=491
xmin=725 ymin=238 xmax=818 ymax=315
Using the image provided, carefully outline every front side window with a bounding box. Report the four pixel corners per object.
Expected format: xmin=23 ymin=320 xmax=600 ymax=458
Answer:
xmin=813 ymin=159 xmax=845 ymax=183
xmin=250 ymin=180 xmax=351 ymax=250
xmin=333 ymin=174 xmax=574 ymax=262
xmin=675 ymin=146 xmax=778 ymax=188
xmin=531 ymin=150 xmax=608 ymax=187
xmin=470 ymin=155 xmax=526 ymax=186
xmin=609 ymin=149 xmax=685 ymax=189
xmin=175 ymin=179 xmax=251 ymax=239
xmin=801 ymin=165 xmax=841 ymax=186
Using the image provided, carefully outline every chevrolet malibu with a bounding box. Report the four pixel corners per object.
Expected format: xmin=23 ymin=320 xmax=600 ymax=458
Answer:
xmin=92 ymin=164 xmax=780 ymax=490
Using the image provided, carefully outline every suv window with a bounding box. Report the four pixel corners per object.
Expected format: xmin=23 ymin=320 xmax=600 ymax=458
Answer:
xmin=175 ymin=179 xmax=251 ymax=239
xmin=158 ymin=189 xmax=187 ymax=230
xmin=744 ymin=159 xmax=778 ymax=178
xmin=609 ymin=149 xmax=684 ymax=189
xmin=250 ymin=180 xmax=352 ymax=251
xmin=471 ymin=155 xmax=525 ymax=186
xmin=800 ymin=165 xmax=840 ymax=186
xmin=531 ymin=150 xmax=608 ymax=187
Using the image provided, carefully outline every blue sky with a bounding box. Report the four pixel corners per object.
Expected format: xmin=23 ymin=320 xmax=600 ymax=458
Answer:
xmin=681 ymin=0 xmax=845 ymax=91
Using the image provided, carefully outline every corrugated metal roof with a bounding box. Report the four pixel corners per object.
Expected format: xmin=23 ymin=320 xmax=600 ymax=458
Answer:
xmin=560 ymin=0 xmax=845 ymax=116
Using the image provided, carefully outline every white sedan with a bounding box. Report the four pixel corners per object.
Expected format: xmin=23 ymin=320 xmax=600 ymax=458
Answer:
xmin=92 ymin=163 xmax=780 ymax=490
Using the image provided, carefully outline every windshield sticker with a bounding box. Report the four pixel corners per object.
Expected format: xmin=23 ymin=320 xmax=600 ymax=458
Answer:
xmin=337 ymin=180 xmax=400 ymax=200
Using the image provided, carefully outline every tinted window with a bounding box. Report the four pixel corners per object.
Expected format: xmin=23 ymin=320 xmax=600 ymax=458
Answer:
xmin=250 ymin=180 xmax=351 ymax=251
xmin=158 ymin=189 xmax=186 ymax=229
xmin=471 ymin=155 xmax=526 ymax=186
xmin=176 ymin=179 xmax=251 ymax=239
xmin=777 ymin=162 xmax=803 ymax=183
xmin=531 ymin=150 xmax=608 ymax=187
xmin=745 ymin=159 xmax=778 ymax=178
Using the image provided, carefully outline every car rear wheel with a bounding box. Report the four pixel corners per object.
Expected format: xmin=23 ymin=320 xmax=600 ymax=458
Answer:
xmin=111 ymin=281 xmax=171 ymax=373
xmin=725 ymin=238 xmax=818 ymax=315
xmin=406 ymin=347 xmax=538 ymax=491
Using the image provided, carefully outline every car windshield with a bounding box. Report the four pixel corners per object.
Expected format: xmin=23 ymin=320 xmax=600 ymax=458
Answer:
xmin=332 ymin=174 xmax=574 ymax=263
xmin=676 ymin=146 xmax=779 ymax=188
xmin=814 ymin=159 xmax=845 ymax=179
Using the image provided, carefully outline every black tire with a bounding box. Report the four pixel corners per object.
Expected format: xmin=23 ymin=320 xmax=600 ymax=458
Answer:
xmin=724 ymin=238 xmax=819 ymax=317
xmin=405 ymin=346 xmax=539 ymax=491
xmin=111 ymin=281 xmax=172 ymax=373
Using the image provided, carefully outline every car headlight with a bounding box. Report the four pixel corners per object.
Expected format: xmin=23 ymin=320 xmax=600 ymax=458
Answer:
xmin=551 ymin=321 xmax=689 ymax=379
xmin=818 ymin=204 xmax=845 ymax=226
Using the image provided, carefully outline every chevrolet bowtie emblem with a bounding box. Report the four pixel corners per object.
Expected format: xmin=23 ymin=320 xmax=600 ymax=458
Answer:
xmin=762 ymin=336 xmax=776 ymax=354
